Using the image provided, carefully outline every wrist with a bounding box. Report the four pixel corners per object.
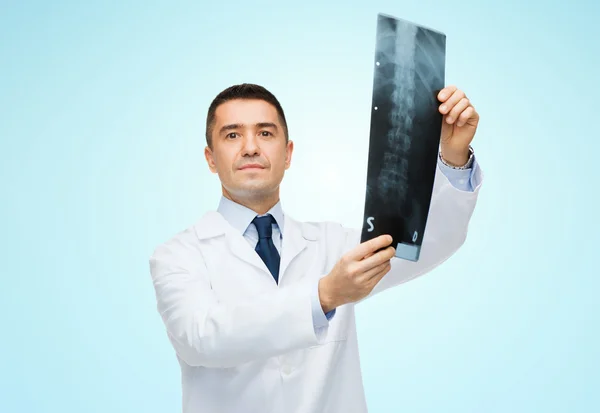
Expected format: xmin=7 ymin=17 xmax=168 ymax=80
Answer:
xmin=440 ymin=145 xmax=474 ymax=168
xmin=440 ymin=150 xmax=468 ymax=166
xmin=318 ymin=277 xmax=338 ymax=313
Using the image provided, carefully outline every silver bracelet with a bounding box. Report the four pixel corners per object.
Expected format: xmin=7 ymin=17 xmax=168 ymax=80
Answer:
xmin=439 ymin=146 xmax=474 ymax=170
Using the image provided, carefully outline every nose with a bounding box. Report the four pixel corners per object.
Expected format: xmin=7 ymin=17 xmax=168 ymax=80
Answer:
xmin=241 ymin=134 xmax=260 ymax=157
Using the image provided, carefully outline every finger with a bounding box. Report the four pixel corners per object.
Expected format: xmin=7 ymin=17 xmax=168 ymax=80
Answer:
xmin=366 ymin=261 xmax=392 ymax=285
xmin=363 ymin=245 xmax=386 ymax=259
xmin=439 ymin=89 xmax=466 ymax=116
xmin=357 ymin=245 xmax=396 ymax=272
xmin=445 ymin=97 xmax=471 ymax=124
xmin=456 ymin=106 xmax=478 ymax=127
xmin=348 ymin=235 xmax=393 ymax=261
xmin=437 ymin=85 xmax=457 ymax=103
xmin=361 ymin=259 xmax=391 ymax=281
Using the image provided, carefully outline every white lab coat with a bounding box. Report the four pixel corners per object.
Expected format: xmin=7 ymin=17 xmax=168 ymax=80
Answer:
xmin=149 ymin=163 xmax=483 ymax=413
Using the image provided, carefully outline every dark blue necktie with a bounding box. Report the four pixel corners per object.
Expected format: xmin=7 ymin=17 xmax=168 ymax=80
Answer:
xmin=252 ymin=214 xmax=280 ymax=283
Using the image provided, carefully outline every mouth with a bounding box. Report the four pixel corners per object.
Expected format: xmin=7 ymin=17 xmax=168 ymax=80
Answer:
xmin=238 ymin=164 xmax=265 ymax=170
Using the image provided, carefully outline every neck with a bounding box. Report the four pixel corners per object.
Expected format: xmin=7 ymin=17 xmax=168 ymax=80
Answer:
xmin=222 ymin=187 xmax=280 ymax=215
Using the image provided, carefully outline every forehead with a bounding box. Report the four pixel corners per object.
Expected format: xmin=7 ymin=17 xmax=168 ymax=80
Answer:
xmin=214 ymin=99 xmax=280 ymax=126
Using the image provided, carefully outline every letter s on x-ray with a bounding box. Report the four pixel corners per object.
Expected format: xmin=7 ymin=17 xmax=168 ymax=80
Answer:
xmin=367 ymin=217 xmax=375 ymax=232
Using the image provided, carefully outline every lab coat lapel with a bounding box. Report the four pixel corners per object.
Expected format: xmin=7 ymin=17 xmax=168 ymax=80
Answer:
xmin=279 ymin=215 xmax=310 ymax=282
xmin=195 ymin=211 xmax=318 ymax=285
xmin=195 ymin=211 xmax=273 ymax=280
xmin=224 ymin=227 xmax=274 ymax=277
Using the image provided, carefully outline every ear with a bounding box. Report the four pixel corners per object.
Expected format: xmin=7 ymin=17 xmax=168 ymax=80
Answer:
xmin=284 ymin=140 xmax=294 ymax=170
xmin=204 ymin=146 xmax=218 ymax=173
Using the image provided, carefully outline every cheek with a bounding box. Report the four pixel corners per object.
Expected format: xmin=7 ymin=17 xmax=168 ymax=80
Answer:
xmin=268 ymin=146 xmax=289 ymax=167
xmin=213 ymin=151 xmax=234 ymax=171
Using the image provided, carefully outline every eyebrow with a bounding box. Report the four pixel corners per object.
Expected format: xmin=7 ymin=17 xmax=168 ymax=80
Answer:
xmin=218 ymin=122 xmax=279 ymax=135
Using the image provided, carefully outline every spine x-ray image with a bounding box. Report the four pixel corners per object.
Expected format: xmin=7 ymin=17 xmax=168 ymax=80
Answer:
xmin=360 ymin=13 xmax=446 ymax=261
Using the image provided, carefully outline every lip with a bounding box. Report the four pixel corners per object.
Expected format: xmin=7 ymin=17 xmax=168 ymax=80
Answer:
xmin=239 ymin=164 xmax=265 ymax=170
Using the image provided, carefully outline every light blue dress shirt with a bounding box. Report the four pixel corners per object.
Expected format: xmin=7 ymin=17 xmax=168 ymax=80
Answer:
xmin=217 ymin=154 xmax=480 ymax=333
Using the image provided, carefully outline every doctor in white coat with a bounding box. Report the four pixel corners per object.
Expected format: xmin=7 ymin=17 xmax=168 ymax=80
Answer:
xmin=149 ymin=83 xmax=483 ymax=413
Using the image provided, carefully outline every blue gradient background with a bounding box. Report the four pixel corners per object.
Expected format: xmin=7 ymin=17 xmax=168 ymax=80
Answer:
xmin=1 ymin=1 xmax=598 ymax=412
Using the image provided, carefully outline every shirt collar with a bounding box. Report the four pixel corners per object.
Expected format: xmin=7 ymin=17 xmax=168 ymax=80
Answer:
xmin=217 ymin=196 xmax=285 ymax=235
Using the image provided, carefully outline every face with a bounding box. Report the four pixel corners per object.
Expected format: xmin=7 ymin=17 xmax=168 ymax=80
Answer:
xmin=204 ymin=99 xmax=293 ymax=202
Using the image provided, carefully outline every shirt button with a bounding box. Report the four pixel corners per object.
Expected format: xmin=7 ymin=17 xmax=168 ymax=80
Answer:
xmin=282 ymin=365 xmax=292 ymax=375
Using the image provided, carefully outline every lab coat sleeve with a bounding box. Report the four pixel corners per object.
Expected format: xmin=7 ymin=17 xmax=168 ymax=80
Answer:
xmin=149 ymin=243 xmax=323 ymax=369
xmin=353 ymin=155 xmax=484 ymax=302
xmin=311 ymin=279 xmax=336 ymax=329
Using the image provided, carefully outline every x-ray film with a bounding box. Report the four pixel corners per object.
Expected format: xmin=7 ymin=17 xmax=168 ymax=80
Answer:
xmin=360 ymin=13 xmax=446 ymax=261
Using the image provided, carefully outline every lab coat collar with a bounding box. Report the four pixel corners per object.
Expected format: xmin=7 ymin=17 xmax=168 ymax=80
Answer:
xmin=194 ymin=200 xmax=317 ymax=241
xmin=216 ymin=196 xmax=286 ymax=237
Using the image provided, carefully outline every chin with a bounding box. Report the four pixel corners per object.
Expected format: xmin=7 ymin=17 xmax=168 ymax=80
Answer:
xmin=227 ymin=181 xmax=278 ymax=199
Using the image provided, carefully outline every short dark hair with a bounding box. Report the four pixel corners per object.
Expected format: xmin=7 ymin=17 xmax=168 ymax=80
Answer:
xmin=205 ymin=83 xmax=289 ymax=148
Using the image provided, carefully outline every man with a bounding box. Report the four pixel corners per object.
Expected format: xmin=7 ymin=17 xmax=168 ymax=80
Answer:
xmin=149 ymin=83 xmax=483 ymax=413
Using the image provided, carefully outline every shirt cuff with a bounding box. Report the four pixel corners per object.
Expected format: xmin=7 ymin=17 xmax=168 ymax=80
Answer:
xmin=312 ymin=278 xmax=336 ymax=331
xmin=437 ymin=155 xmax=477 ymax=192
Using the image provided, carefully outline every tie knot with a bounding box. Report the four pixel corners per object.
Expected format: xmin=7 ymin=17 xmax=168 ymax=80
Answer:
xmin=253 ymin=214 xmax=275 ymax=239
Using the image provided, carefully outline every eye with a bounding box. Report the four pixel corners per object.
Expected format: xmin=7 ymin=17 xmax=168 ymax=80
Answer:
xmin=260 ymin=131 xmax=273 ymax=137
xmin=226 ymin=132 xmax=238 ymax=139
